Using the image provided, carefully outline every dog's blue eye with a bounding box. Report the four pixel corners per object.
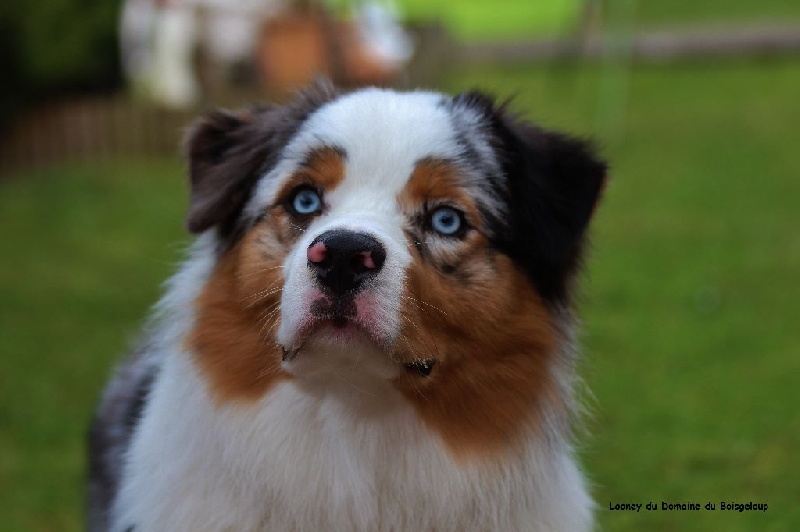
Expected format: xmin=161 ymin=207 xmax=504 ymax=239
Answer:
xmin=291 ymin=188 xmax=322 ymax=215
xmin=430 ymin=206 xmax=463 ymax=236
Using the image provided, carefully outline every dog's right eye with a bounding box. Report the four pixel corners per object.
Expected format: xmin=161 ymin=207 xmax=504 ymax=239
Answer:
xmin=288 ymin=187 xmax=323 ymax=216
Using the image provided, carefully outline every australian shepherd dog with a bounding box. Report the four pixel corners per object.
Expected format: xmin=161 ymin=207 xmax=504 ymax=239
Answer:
xmin=88 ymin=81 xmax=606 ymax=531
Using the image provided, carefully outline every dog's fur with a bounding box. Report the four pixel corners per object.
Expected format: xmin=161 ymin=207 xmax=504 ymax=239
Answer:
xmin=88 ymin=81 xmax=606 ymax=531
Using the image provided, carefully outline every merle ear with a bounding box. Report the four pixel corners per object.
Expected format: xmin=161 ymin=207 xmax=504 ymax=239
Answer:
xmin=461 ymin=92 xmax=607 ymax=303
xmin=183 ymin=108 xmax=269 ymax=234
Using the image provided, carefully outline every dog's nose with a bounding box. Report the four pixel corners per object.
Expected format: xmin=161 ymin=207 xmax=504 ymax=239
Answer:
xmin=307 ymin=230 xmax=386 ymax=295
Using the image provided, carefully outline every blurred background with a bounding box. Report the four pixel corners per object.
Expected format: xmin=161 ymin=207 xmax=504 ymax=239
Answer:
xmin=1 ymin=1 xmax=799 ymax=530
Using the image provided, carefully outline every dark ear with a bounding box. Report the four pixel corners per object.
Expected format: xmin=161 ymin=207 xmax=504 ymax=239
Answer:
xmin=504 ymin=117 xmax=606 ymax=303
xmin=459 ymin=92 xmax=607 ymax=303
xmin=183 ymin=108 xmax=267 ymax=234
xmin=183 ymin=79 xmax=339 ymax=236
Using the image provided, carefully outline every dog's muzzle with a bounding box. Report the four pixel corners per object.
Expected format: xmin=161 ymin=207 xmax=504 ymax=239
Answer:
xmin=278 ymin=227 xmax=399 ymax=368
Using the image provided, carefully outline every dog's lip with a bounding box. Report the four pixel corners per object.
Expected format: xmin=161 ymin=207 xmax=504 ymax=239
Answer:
xmin=300 ymin=296 xmax=366 ymax=338
xmin=282 ymin=296 xmax=418 ymax=366
xmin=281 ymin=318 xmax=439 ymax=376
xmin=281 ymin=314 xmax=377 ymax=359
xmin=309 ymin=315 xmax=374 ymax=339
xmin=310 ymin=296 xmax=356 ymax=320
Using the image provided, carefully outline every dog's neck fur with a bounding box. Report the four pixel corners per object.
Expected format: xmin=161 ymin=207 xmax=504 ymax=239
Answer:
xmin=109 ymin=236 xmax=592 ymax=531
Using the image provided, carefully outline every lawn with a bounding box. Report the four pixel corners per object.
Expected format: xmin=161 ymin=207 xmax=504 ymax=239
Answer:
xmin=2 ymin=55 xmax=798 ymax=530
xmin=400 ymin=0 xmax=800 ymax=40
xmin=0 ymin=159 xmax=188 ymax=531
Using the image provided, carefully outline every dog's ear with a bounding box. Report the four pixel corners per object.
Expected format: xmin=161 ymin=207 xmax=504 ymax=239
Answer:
xmin=183 ymin=107 xmax=270 ymax=234
xmin=455 ymin=91 xmax=607 ymax=303
xmin=504 ymin=124 xmax=607 ymax=303
xmin=184 ymin=79 xmax=339 ymax=236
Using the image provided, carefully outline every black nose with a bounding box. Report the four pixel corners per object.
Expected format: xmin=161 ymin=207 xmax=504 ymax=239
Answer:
xmin=307 ymin=230 xmax=386 ymax=296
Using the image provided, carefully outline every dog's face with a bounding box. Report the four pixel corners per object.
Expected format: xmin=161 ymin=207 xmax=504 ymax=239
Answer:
xmin=185 ymin=83 xmax=605 ymax=453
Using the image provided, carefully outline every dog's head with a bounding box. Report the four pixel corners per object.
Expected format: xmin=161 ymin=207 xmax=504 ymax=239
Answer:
xmin=185 ymin=82 xmax=605 ymax=452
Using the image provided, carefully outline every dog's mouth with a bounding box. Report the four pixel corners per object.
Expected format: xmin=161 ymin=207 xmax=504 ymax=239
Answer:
xmin=310 ymin=297 xmax=357 ymax=326
xmin=280 ymin=296 xmax=439 ymax=378
xmin=281 ymin=296 xmax=377 ymax=361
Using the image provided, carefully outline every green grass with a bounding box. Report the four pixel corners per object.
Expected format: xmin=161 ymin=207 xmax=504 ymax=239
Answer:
xmin=0 ymin=160 xmax=188 ymax=531
xmin=401 ymin=0 xmax=584 ymax=40
xmin=399 ymin=0 xmax=800 ymax=40
xmin=635 ymin=0 xmax=800 ymax=28
xmin=2 ymin=57 xmax=800 ymax=530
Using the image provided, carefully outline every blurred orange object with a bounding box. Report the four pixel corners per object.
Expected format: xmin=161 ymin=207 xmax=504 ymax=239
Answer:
xmin=257 ymin=8 xmax=402 ymax=93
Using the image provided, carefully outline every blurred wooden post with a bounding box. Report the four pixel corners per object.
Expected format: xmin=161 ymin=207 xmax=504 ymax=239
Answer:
xmin=258 ymin=8 xmax=332 ymax=95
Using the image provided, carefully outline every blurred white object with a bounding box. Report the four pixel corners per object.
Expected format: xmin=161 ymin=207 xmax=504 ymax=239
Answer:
xmin=150 ymin=6 xmax=198 ymax=107
xmin=198 ymin=0 xmax=288 ymax=62
xmin=355 ymin=0 xmax=413 ymax=68
xmin=120 ymin=0 xmax=156 ymax=88
xmin=120 ymin=0 xmax=287 ymax=107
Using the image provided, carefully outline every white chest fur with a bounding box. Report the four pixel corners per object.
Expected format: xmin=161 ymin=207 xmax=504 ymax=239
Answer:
xmin=112 ymin=349 xmax=592 ymax=531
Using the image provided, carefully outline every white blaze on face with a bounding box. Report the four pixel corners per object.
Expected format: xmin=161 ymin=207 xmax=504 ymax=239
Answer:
xmin=246 ymin=89 xmax=467 ymax=360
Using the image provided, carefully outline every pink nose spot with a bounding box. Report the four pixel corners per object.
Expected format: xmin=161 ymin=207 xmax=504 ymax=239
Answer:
xmin=360 ymin=251 xmax=377 ymax=270
xmin=307 ymin=241 xmax=327 ymax=263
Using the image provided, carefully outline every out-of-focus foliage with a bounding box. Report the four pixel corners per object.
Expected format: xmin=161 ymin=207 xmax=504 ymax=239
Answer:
xmin=0 ymin=1 xmax=122 ymax=129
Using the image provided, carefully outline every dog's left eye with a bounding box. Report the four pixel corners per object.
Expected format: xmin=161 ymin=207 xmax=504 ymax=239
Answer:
xmin=429 ymin=206 xmax=464 ymax=237
xmin=289 ymin=188 xmax=323 ymax=216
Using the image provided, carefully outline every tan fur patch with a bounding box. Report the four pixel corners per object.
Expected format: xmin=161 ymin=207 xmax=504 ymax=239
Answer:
xmin=393 ymin=255 xmax=561 ymax=457
xmin=188 ymin=147 xmax=346 ymax=404
xmin=188 ymin=226 xmax=291 ymax=403
xmin=393 ymin=160 xmax=562 ymax=458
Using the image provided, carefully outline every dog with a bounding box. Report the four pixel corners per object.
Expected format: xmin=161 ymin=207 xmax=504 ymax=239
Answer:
xmin=88 ymin=81 xmax=606 ymax=531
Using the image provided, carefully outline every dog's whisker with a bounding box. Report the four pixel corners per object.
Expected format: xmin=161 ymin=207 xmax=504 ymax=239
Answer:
xmin=255 ymin=302 xmax=281 ymax=324
xmin=415 ymin=300 xmax=448 ymax=316
xmin=398 ymin=321 xmax=429 ymax=362
xmin=250 ymin=274 xmax=286 ymax=293
xmin=401 ymin=294 xmax=448 ymax=317
xmin=329 ymin=366 xmax=377 ymax=397
xmin=255 ymin=303 xmax=281 ymax=337
xmin=258 ymin=306 xmax=281 ymax=325
xmin=242 ymin=288 xmax=285 ymax=309
xmin=241 ymin=287 xmax=284 ymax=304
xmin=398 ymin=297 xmax=432 ymax=321
xmin=237 ymin=266 xmax=283 ymax=280
xmin=287 ymin=221 xmax=307 ymax=233
xmin=245 ymin=274 xmax=286 ymax=295
xmin=404 ymin=238 xmax=438 ymax=249
xmin=260 ymin=314 xmax=284 ymax=343
xmin=407 ymin=374 xmax=429 ymax=401
xmin=400 ymin=313 xmax=444 ymax=365
xmin=245 ymin=296 xmax=281 ymax=312
xmin=256 ymin=364 xmax=281 ymax=381
xmin=258 ymin=310 xmax=282 ymax=341
xmin=399 ymin=334 xmax=430 ymax=402
xmin=243 ymin=291 xmax=283 ymax=307
xmin=399 ymin=295 xmax=448 ymax=323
